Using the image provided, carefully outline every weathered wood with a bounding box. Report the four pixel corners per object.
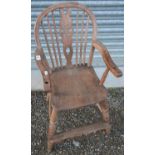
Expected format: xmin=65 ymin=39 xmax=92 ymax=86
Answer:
xmin=46 ymin=15 xmax=59 ymax=67
xmin=51 ymin=66 xmax=107 ymax=110
xmin=79 ymin=13 xmax=84 ymax=65
xmin=92 ymin=40 xmax=122 ymax=77
xmin=48 ymin=107 xmax=58 ymax=152
xmin=59 ymin=8 xmax=73 ymax=65
xmin=41 ymin=22 xmax=55 ymax=69
xmin=50 ymin=122 xmax=110 ymax=143
xmin=99 ymin=68 xmax=109 ymax=85
xmin=35 ymin=2 xmax=98 ymax=69
xmin=83 ymin=15 xmax=89 ymax=64
xmin=47 ymin=93 xmax=52 ymax=119
xmin=98 ymin=100 xmax=110 ymax=134
xmin=88 ymin=46 xmax=95 ymax=66
xmin=34 ymin=2 xmax=122 ymax=152
xmin=35 ymin=48 xmax=51 ymax=91
xmin=51 ymin=11 xmax=62 ymax=68
xmin=76 ymin=10 xmax=79 ymax=66
xmin=34 ymin=2 xmax=97 ymax=48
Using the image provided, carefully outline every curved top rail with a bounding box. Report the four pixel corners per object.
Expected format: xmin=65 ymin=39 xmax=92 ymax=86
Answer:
xmin=34 ymin=2 xmax=97 ymax=48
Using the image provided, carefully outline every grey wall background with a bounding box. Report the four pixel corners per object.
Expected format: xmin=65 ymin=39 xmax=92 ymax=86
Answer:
xmin=31 ymin=0 xmax=124 ymax=90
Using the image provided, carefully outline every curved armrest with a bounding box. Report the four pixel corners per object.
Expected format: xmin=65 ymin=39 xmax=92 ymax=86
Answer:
xmin=35 ymin=47 xmax=52 ymax=91
xmin=93 ymin=40 xmax=122 ymax=77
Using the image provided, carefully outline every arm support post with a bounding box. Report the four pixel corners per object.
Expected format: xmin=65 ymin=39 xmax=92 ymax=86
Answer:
xmin=92 ymin=40 xmax=122 ymax=84
xmin=35 ymin=47 xmax=52 ymax=91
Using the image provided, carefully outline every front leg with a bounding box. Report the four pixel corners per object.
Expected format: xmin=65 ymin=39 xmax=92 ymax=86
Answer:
xmin=47 ymin=107 xmax=58 ymax=153
xmin=98 ymin=100 xmax=110 ymax=134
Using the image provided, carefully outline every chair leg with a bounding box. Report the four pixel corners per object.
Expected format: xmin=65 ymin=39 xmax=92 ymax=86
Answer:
xmin=98 ymin=100 xmax=110 ymax=134
xmin=47 ymin=107 xmax=57 ymax=153
xmin=46 ymin=93 xmax=52 ymax=120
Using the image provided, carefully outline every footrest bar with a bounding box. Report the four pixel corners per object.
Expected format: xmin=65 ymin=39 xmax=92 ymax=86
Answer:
xmin=50 ymin=122 xmax=110 ymax=143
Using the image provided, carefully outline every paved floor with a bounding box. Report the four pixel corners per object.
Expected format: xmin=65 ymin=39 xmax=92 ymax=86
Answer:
xmin=31 ymin=88 xmax=124 ymax=155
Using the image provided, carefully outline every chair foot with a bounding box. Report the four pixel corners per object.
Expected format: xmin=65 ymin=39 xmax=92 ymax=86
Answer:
xmin=103 ymin=124 xmax=111 ymax=135
xmin=47 ymin=141 xmax=54 ymax=153
xmin=103 ymin=129 xmax=110 ymax=136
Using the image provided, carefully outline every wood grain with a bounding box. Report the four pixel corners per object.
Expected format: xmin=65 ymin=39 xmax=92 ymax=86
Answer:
xmin=50 ymin=122 xmax=110 ymax=143
xmin=34 ymin=2 xmax=122 ymax=152
xmin=46 ymin=15 xmax=59 ymax=67
xmin=51 ymin=11 xmax=62 ymax=68
xmin=51 ymin=66 xmax=107 ymax=110
xmin=59 ymin=8 xmax=73 ymax=65
xmin=41 ymin=22 xmax=55 ymax=69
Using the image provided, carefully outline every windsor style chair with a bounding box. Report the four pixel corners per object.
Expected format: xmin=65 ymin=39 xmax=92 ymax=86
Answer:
xmin=34 ymin=2 xmax=122 ymax=152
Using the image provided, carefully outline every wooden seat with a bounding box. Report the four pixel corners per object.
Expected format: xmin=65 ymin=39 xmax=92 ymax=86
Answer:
xmin=51 ymin=65 xmax=107 ymax=110
xmin=34 ymin=2 xmax=122 ymax=153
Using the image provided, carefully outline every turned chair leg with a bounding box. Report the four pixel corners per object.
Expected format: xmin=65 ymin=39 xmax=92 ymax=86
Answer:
xmin=46 ymin=93 xmax=52 ymax=120
xmin=98 ymin=100 xmax=110 ymax=134
xmin=47 ymin=107 xmax=57 ymax=153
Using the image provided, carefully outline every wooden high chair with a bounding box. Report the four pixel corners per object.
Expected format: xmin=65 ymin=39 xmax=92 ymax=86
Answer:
xmin=34 ymin=2 xmax=122 ymax=152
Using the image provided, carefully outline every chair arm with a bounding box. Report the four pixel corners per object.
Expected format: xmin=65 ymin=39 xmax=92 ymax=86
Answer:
xmin=35 ymin=47 xmax=52 ymax=92
xmin=92 ymin=40 xmax=122 ymax=77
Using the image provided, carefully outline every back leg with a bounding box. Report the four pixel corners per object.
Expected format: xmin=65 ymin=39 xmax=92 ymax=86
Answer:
xmin=98 ymin=99 xmax=110 ymax=134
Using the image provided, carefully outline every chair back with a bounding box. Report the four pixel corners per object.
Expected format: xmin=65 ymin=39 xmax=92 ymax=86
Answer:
xmin=34 ymin=2 xmax=97 ymax=69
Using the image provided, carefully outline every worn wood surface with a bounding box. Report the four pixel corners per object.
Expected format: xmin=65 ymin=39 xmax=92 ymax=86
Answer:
xmin=34 ymin=2 xmax=122 ymax=152
xmin=50 ymin=122 xmax=110 ymax=144
xmin=59 ymin=8 xmax=73 ymax=65
xmin=92 ymin=40 xmax=122 ymax=77
xmin=51 ymin=66 xmax=107 ymax=110
xmin=98 ymin=100 xmax=110 ymax=134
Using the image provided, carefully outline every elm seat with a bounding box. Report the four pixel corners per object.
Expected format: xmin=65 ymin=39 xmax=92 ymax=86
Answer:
xmin=51 ymin=66 xmax=107 ymax=110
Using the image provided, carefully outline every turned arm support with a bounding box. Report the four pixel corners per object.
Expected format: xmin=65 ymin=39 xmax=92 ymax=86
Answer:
xmin=35 ymin=47 xmax=52 ymax=91
xmin=92 ymin=40 xmax=123 ymax=85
